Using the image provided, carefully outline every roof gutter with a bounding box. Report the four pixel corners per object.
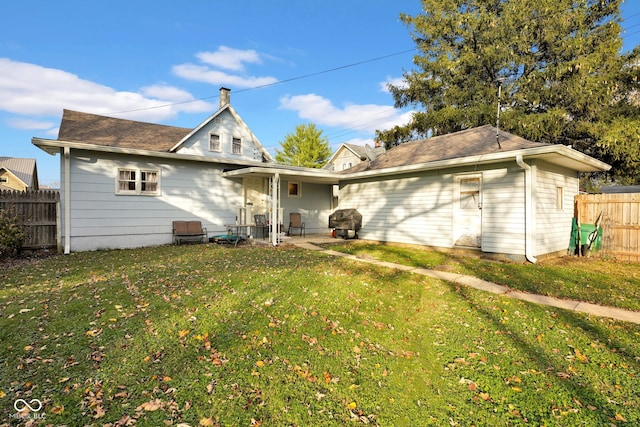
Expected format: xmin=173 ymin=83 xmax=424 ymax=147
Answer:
xmin=515 ymin=155 xmax=537 ymax=263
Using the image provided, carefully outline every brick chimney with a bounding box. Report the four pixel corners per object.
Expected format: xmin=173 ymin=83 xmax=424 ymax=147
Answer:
xmin=220 ymin=87 xmax=231 ymax=107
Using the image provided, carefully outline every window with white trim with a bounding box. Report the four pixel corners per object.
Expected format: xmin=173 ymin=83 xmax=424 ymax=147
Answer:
xmin=557 ymin=187 xmax=564 ymax=210
xmin=232 ymin=137 xmax=242 ymax=154
xmin=288 ymin=181 xmax=301 ymax=198
xmin=116 ymin=168 xmax=160 ymax=195
xmin=209 ymin=133 xmax=221 ymax=152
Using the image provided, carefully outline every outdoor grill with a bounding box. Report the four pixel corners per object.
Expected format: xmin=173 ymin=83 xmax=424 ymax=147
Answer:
xmin=328 ymin=209 xmax=362 ymax=239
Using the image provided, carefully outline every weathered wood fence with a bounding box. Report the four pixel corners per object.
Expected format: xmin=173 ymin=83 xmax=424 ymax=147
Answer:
xmin=575 ymin=193 xmax=640 ymax=261
xmin=0 ymin=189 xmax=60 ymax=252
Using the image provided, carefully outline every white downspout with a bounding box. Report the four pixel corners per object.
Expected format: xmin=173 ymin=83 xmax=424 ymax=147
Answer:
xmin=515 ymin=155 xmax=537 ymax=263
xmin=63 ymin=147 xmax=71 ymax=254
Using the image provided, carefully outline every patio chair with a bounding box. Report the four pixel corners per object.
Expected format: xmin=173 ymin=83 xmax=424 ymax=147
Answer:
xmin=287 ymin=212 xmax=305 ymax=237
xmin=254 ymin=214 xmax=268 ymax=239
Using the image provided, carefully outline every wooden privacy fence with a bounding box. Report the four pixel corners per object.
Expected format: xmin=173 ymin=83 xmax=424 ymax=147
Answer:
xmin=0 ymin=189 xmax=60 ymax=252
xmin=575 ymin=193 xmax=640 ymax=261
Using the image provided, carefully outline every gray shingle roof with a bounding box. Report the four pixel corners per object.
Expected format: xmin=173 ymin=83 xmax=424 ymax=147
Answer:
xmin=57 ymin=109 xmax=192 ymax=151
xmin=0 ymin=157 xmax=37 ymax=187
xmin=343 ymin=125 xmax=549 ymax=173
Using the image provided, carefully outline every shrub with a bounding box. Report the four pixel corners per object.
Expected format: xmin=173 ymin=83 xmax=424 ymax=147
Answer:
xmin=0 ymin=208 xmax=25 ymax=258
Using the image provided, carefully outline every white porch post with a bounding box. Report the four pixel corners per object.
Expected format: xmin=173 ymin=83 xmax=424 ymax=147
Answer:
xmin=270 ymin=173 xmax=281 ymax=246
xmin=63 ymin=147 xmax=71 ymax=254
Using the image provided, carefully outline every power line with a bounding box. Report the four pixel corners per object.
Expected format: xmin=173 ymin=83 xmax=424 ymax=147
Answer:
xmin=107 ymin=48 xmax=415 ymax=116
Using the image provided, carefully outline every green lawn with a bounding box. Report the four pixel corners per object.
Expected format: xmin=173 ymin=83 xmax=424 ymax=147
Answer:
xmin=1 ymin=244 xmax=639 ymax=426
xmin=321 ymin=241 xmax=640 ymax=312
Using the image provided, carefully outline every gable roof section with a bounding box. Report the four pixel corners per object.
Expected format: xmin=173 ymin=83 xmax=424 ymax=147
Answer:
xmin=343 ymin=125 xmax=609 ymax=175
xmin=0 ymin=157 xmax=37 ymax=187
xmin=346 ymin=125 xmax=542 ymax=172
xmin=169 ymin=104 xmax=273 ymax=162
xmin=57 ymin=109 xmax=192 ymax=151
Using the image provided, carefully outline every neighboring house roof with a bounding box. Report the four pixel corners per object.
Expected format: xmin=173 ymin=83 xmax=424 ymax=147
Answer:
xmin=600 ymin=185 xmax=640 ymax=194
xmin=324 ymin=143 xmax=385 ymax=170
xmin=342 ymin=125 xmax=610 ymax=176
xmin=0 ymin=157 xmax=38 ymax=189
xmin=57 ymin=109 xmax=192 ymax=151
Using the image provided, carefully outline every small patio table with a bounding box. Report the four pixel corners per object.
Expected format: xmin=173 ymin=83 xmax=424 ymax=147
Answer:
xmin=222 ymin=224 xmax=252 ymax=246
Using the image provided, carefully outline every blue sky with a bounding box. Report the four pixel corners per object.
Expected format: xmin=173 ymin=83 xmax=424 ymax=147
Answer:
xmin=1 ymin=0 xmax=639 ymax=188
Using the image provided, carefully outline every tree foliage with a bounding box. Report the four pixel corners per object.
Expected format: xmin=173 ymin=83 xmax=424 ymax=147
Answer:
xmin=275 ymin=123 xmax=332 ymax=168
xmin=0 ymin=208 xmax=25 ymax=258
xmin=378 ymin=0 xmax=640 ymax=182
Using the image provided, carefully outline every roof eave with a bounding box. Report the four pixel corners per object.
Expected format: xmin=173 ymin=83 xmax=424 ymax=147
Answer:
xmin=32 ymin=137 xmax=270 ymax=168
xmin=341 ymin=145 xmax=610 ymax=180
xmin=222 ymin=166 xmax=340 ymax=184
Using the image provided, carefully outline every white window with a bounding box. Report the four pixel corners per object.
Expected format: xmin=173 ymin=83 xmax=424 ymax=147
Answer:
xmin=0 ymin=177 xmax=8 ymax=183
xmin=288 ymin=181 xmax=301 ymax=198
xmin=459 ymin=178 xmax=480 ymax=209
xmin=209 ymin=133 xmax=221 ymax=152
xmin=342 ymin=162 xmax=352 ymax=170
xmin=116 ymin=168 xmax=160 ymax=195
xmin=232 ymin=137 xmax=242 ymax=154
xmin=557 ymin=187 xmax=564 ymax=210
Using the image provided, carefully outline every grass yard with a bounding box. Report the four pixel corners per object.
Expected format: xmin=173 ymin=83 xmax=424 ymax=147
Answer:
xmin=321 ymin=241 xmax=640 ymax=312
xmin=0 ymin=244 xmax=639 ymax=426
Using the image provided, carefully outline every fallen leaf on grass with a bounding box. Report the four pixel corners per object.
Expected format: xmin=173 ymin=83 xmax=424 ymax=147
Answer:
xmin=93 ymin=405 xmax=106 ymax=418
xmin=200 ymin=417 xmax=215 ymax=426
xmin=137 ymin=399 xmax=163 ymax=411
xmin=50 ymin=405 xmax=64 ymax=414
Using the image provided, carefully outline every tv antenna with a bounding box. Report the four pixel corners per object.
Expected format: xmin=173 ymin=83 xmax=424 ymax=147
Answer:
xmin=495 ymin=78 xmax=505 ymax=149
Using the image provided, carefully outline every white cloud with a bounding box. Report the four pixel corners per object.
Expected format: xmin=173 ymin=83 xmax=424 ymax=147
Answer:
xmin=6 ymin=117 xmax=56 ymax=130
xmin=172 ymin=64 xmax=278 ymax=88
xmin=279 ymin=93 xmax=412 ymax=134
xmin=379 ymin=76 xmax=406 ymax=92
xmin=0 ymin=58 xmax=214 ymax=126
xmin=196 ymin=46 xmax=262 ymax=71
xmin=172 ymin=47 xmax=279 ymax=88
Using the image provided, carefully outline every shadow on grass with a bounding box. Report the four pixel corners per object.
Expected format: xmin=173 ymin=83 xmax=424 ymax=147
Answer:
xmin=448 ymin=281 xmax=639 ymax=424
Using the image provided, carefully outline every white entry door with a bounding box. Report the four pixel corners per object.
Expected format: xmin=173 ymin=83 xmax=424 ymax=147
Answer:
xmin=453 ymin=174 xmax=482 ymax=248
xmin=243 ymin=177 xmax=267 ymax=213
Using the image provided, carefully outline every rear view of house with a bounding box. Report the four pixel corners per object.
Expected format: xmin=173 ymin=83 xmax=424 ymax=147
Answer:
xmin=32 ymin=89 xmax=610 ymax=261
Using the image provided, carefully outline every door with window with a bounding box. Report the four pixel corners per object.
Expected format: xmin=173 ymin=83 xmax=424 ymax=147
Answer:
xmin=244 ymin=177 xmax=267 ymax=213
xmin=453 ymin=174 xmax=482 ymax=247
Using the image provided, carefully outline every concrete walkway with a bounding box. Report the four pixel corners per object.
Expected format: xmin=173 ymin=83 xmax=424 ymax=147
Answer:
xmin=293 ymin=241 xmax=640 ymax=325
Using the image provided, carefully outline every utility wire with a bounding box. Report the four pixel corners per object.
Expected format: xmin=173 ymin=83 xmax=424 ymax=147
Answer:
xmin=108 ymin=49 xmax=415 ymax=116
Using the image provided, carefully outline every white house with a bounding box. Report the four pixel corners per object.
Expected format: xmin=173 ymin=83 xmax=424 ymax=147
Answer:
xmin=33 ymin=88 xmax=610 ymax=261
xmin=324 ymin=142 xmax=385 ymax=171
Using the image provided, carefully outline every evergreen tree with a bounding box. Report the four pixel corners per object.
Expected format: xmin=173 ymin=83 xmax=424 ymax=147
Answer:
xmin=378 ymin=0 xmax=640 ymax=182
xmin=275 ymin=123 xmax=332 ymax=168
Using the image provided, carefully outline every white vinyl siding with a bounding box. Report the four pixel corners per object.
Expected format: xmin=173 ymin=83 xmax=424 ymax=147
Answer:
xmin=175 ymin=109 xmax=266 ymax=162
xmin=340 ymin=172 xmax=454 ymax=247
xmin=535 ymin=161 xmax=579 ymax=255
xmin=64 ymin=153 xmax=243 ymax=251
xmin=480 ymin=166 xmax=526 ymax=255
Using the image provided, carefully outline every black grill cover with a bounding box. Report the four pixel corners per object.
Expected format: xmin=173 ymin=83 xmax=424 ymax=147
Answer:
xmin=329 ymin=209 xmax=362 ymax=231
